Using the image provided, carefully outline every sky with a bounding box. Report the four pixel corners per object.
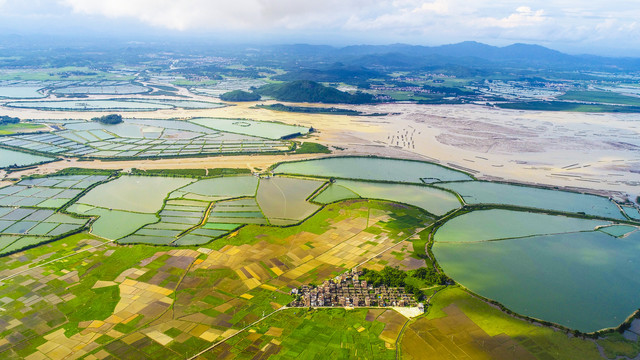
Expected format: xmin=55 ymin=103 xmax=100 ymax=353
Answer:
xmin=0 ymin=0 xmax=638 ymax=56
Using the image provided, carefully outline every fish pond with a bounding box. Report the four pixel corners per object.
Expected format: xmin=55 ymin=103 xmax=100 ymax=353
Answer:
xmin=434 ymin=230 xmax=640 ymax=332
xmin=190 ymin=118 xmax=310 ymax=140
xmin=0 ymin=148 xmax=54 ymax=168
xmin=437 ymin=181 xmax=625 ymax=220
xmin=274 ymin=157 xmax=473 ymax=184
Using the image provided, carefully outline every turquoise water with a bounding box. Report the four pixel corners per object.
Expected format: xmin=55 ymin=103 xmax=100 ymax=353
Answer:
xmin=312 ymin=184 xmax=360 ymax=204
xmin=190 ymin=118 xmax=309 ymax=140
xmin=0 ymin=148 xmax=53 ymax=168
xmin=178 ymin=176 xmax=258 ymax=197
xmin=5 ymin=100 xmax=174 ymax=111
xmin=336 ymin=180 xmax=461 ymax=216
xmin=77 ymin=176 xmax=193 ymax=213
xmin=274 ymin=157 xmax=472 ymax=184
xmin=437 ymin=181 xmax=626 ymax=220
xmin=435 ymin=210 xmax=607 ymax=243
xmin=0 ymin=86 xmax=45 ymax=99
xmin=434 ymin=231 xmax=640 ymax=332
xmin=257 ymin=176 xmax=323 ymax=224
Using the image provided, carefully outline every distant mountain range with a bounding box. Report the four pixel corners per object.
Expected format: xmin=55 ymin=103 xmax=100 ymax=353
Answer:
xmin=265 ymin=41 xmax=640 ymax=72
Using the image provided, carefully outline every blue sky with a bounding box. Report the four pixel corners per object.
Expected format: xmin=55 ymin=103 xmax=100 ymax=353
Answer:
xmin=0 ymin=0 xmax=638 ymax=56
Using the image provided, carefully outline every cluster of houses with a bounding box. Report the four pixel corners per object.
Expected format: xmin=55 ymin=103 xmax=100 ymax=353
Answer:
xmin=289 ymin=269 xmax=423 ymax=311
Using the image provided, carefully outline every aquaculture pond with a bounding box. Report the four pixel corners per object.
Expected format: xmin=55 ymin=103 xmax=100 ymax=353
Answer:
xmin=0 ymin=148 xmax=54 ymax=168
xmin=175 ymin=176 xmax=258 ymax=199
xmin=51 ymin=84 xmax=149 ymax=95
xmin=0 ymin=86 xmax=45 ymax=99
xmin=437 ymin=181 xmax=626 ymax=220
xmin=67 ymin=205 xmax=158 ymax=240
xmin=257 ymin=176 xmax=323 ymax=225
xmin=435 ymin=210 xmax=608 ymax=243
xmin=274 ymin=157 xmax=473 ymax=184
xmin=77 ymin=176 xmax=193 ymax=213
xmin=324 ymin=180 xmax=461 ymax=216
xmin=434 ymin=230 xmax=640 ymax=332
xmin=190 ymin=118 xmax=310 ymax=140
xmin=5 ymin=100 xmax=174 ymax=111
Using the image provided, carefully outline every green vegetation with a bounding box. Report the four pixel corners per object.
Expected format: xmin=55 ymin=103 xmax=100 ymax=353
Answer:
xmin=419 ymin=286 xmax=604 ymax=359
xmin=597 ymin=332 xmax=640 ymax=359
xmin=219 ymin=89 xmax=261 ymax=101
xmin=129 ymin=168 xmax=251 ymax=178
xmin=257 ymin=103 xmax=365 ymax=115
xmin=497 ymin=101 xmax=640 ymax=112
xmin=558 ymin=90 xmax=640 ymax=106
xmin=91 ymin=114 xmax=123 ymax=125
xmin=0 ymin=115 xmax=20 ymax=125
xmin=293 ymin=142 xmax=331 ymax=154
xmin=255 ymin=80 xmax=375 ymax=104
xmin=361 ymin=266 xmax=449 ymax=300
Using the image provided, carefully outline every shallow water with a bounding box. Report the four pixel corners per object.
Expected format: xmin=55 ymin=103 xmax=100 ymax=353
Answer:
xmin=438 ymin=181 xmax=626 ymax=220
xmin=274 ymin=157 xmax=472 ymax=184
xmin=0 ymin=148 xmax=53 ymax=168
xmin=435 ymin=209 xmax=608 ymax=243
xmin=434 ymin=231 xmax=640 ymax=332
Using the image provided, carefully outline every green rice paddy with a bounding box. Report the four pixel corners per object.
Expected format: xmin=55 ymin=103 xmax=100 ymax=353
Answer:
xmin=1 ymin=155 xmax=639 ymax=335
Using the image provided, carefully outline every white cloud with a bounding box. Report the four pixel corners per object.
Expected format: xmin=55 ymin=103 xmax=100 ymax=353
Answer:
xmin=480 ymin=6 xmax=547 ymax=29
xmin=0 ymin=0 xmax=636 ymax=55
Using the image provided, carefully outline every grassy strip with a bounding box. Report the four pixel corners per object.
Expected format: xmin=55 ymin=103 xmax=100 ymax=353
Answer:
xmin=293 ymin=142 xmax=331 ymax=154
xmin=129 ymin=168 xmax=252 ymax=178
xmin=497 ymin=101 xmax=640 ymax=112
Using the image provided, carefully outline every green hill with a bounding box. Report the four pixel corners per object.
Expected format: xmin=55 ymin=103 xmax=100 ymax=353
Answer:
xmin=219 ymin=90 xmax=261 ymax=102
xmin=255 ymin=80 xmax=375 ymax=104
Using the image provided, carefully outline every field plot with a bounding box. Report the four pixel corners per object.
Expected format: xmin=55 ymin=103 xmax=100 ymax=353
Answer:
xmin=402 ymin=287 xmax=603 ymax=359
xmin=190 ymin=118 xmax=310 ymax=140
xmin=435 ymin=209 xmax=608 ymax=243
xmin=0 ymin=174 xmax=109 ymax=253
xmin=274 ymin=157 xmax=473 ymax=184
xmin=0 ymin=148 xmax=53 ymax=168
xmin=0 ymin=200 xmax=429 ymax=360
xmin=437 ymin=181 xmax=626 ymax=220
xmin=0 ymin=118 xmax=294 ymax=158
xmin=328 ymin=179 xmax=461 ymax=216
xmin=205 ymin=308 xmax=396 ymax=359
xmin=0 ymin=174 xmax=108 ymax=208
xmin=256 ymin=176 xmax=324 ymax=225
xmin=434 ymin=231 xmax=640 ymax=332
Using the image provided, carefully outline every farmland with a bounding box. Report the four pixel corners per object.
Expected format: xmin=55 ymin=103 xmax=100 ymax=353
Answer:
xmin=1 ymin=54 xmax=640 ymax=360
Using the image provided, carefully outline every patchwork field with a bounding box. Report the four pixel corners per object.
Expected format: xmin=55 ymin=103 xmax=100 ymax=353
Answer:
xmin=0 ymin=156 xmax=639 ymax=359
xmin=0 ymin=199 xmax=432 ymax=359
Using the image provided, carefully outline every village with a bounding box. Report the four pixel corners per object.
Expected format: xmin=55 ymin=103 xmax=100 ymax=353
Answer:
xmin=289 ymin=269 xmax=424 ymax=311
